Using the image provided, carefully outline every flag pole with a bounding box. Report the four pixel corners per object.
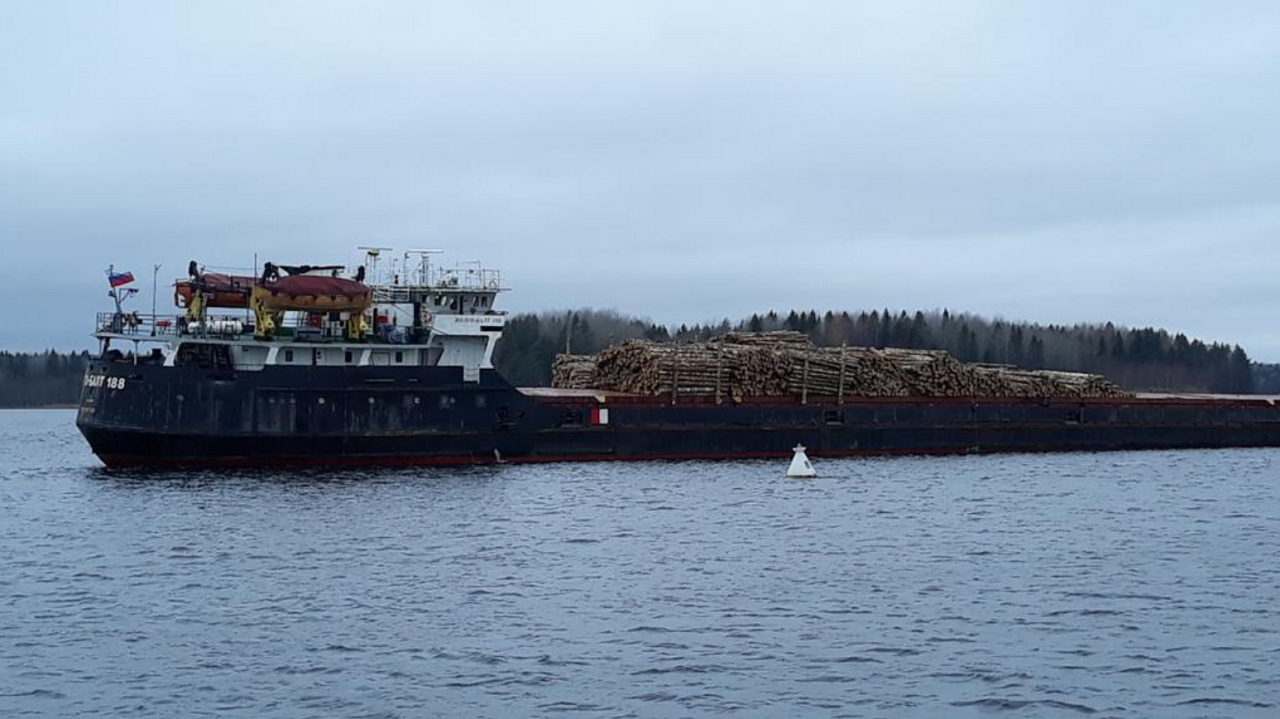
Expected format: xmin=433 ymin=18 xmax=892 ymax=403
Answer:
xmin=108 ymin=264 xmax=123 ymax=316
xmin=151 ymin=263 xmax=162 ymax=335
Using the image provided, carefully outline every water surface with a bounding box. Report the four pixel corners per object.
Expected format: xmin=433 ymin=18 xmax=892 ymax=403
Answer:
xmin=2 ymin=409 xmax=1278 ymax=717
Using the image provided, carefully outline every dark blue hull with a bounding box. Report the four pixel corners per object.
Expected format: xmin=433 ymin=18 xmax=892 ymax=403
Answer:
xmin=77 ymin=360 xmax=1280 ymax=468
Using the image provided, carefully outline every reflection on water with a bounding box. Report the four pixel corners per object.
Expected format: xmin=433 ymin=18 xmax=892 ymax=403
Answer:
xmin=2 ymin=409 xmax=1278 ymax=718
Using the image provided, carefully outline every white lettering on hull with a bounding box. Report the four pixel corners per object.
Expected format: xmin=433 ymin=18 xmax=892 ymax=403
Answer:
xmin=84 ymin=375 xmax=126 ymax=390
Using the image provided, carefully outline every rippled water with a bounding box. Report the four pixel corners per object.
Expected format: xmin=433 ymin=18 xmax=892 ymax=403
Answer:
xmin=3 ymin=410 xmax=1280 ymax=717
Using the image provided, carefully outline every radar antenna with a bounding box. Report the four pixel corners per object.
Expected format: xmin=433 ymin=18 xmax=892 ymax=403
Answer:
xmin=405 ymin=249 xmax=443 ymax=286
xmin=358 ymin=246 xmax=394 ymax=284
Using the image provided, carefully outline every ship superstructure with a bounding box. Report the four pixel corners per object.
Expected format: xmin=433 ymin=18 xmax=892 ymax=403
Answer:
xmin=93 ymin=249 xmax=505 ymax=382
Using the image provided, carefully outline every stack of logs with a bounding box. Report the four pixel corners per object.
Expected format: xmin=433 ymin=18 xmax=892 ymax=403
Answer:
xmin=551 ymin=331 xmax=1130 ymax=401
xmin=550 ymin=354 xmax=598 ymax=390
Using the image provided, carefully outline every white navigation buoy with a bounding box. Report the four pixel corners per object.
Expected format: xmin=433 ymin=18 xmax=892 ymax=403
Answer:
xmin=787 ymin=444 xmax=817 ymax=477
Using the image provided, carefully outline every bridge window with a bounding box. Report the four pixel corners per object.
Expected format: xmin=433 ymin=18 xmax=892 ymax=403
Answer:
xmin=175 ymin=342 xmax=232 ymax=370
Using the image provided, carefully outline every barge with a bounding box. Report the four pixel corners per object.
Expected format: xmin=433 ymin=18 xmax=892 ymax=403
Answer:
xmin=77 ymin=252 xmax=1280 ymax=467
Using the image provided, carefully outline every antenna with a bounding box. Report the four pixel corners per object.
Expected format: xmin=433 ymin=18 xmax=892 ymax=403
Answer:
xmin=151 ymin=263 xmax=161 ymax=333
xmin=405 ymin=248 xmax=443 ymax=285
xmin=358 ymin=246 xmax=394 ymax=283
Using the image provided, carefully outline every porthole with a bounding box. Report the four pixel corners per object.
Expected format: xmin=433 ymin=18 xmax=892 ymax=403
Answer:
xmin=318 ymin=397 xmax=326 ymax=405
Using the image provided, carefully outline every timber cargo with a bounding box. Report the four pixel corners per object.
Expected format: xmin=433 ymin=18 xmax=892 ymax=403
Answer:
xmin=77 ymin=252 xmax=1280 ymax=468
xmin=551 ymin=332 xmax=1130 ymax=401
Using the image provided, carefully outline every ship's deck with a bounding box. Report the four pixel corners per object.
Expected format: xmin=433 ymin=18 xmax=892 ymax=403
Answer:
xmin=517 ymin=388 xmax=644 ymax=401
xmin=1135 ymin=392 xmax=1280 ymax=402
xmin=517 ymin=387 xmax=1280 ymax=408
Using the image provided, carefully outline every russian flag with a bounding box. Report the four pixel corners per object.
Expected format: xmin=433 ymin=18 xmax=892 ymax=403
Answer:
xmin=108 ymin=270 xmax=135 ymax=288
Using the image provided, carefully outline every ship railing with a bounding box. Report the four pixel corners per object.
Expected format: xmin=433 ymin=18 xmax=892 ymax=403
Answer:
xmin=95 ymin=311 xmax=260 ymax=340
xmin=371 ymin=286 xmax=415 ymax=303
xmin=431 ymin=267 xmax=502 ymax=291
xmin=95 ymin=311 xmax=184 ymax=339
xmin=368 ymin=268 xmax=503 ymax=301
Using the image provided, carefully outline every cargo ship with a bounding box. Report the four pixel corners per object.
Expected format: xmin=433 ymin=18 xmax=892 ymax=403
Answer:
xmin=77 ymin=251 xmax=1280 ymax=468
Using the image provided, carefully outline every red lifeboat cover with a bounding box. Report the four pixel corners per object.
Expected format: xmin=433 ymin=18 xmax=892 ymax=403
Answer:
xmin=268 ymin=275 xmax=369 ymax=298
xmin=174 ymin=273 xmax=256 ymax=308
xmin=195 ymin=273 xmax=256 ymax=293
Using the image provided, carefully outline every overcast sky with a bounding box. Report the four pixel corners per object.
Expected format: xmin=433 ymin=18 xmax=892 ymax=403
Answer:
xmin=3 ymin=2 xmax=1279 ymax=358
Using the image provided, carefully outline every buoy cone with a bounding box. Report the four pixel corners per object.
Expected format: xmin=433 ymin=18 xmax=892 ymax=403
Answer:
xmin=787 ymin=444 xmax=817 ymax=477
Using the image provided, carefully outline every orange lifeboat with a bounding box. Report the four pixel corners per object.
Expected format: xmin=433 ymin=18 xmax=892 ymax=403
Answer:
xmin=250 ymin=274 xmax=372 ymax=313
xmin=174 ymin=273 xmax=255 ymax=309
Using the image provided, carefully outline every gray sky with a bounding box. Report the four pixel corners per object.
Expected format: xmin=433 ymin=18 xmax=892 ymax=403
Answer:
xmin=4 ymin=2 xmax=1279 ymax=358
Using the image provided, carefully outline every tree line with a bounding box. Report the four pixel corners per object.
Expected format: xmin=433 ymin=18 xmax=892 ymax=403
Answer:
xmin=0 ymin=351 xmax=93 ymax=407
xmin=1253 ymin=364 xmax=1280 ymax=394
xmin=494 ymin=308 xmax=1260 ymax=394
xmin=2 ymin=309 xmax=1275 ymax=406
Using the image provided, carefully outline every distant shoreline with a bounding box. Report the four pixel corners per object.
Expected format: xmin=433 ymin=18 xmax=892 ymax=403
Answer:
xmin=0 ymin=404 xmax=78 ymax=410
